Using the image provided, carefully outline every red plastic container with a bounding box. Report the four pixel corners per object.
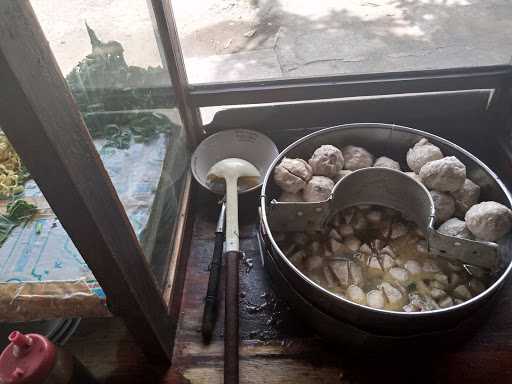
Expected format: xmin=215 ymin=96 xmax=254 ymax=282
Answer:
xmin=0 ymin=331 xmax=97 ymax=384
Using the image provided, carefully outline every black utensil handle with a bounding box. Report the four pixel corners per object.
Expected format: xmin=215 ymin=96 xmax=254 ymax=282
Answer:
xmin=224 ymin=250 xmax=240 ymax=384
xmin=201 ymin=231 xmax=224 ymax=343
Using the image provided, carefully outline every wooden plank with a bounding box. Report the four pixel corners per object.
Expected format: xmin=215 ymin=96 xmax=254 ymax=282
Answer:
xmin=0 ymin=1 xmax=172 ymax=361
xmin=149 ymin=0 xmax=203 ymax=146
xmin=189 ymin=66 xmax=511 ymax=107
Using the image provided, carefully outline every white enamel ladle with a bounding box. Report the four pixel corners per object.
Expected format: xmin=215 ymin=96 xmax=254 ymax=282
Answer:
xmin=207 ymin=158 xmax=260 ymax=384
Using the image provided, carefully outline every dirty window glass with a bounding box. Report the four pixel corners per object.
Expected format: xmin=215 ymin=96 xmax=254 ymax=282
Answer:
xmin=3 ymin=0 xmax=188 ymax=303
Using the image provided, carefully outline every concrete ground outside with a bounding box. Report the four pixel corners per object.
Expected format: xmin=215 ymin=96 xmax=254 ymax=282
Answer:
xmin=31 ymin=0 xmax=512 ymax=84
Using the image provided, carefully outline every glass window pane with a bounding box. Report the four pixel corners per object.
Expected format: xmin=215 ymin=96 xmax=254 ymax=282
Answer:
xmin=0 ymin=1 xmax=189 ymax=324
xmin=172 ymin=0 xmax=512 ymax=83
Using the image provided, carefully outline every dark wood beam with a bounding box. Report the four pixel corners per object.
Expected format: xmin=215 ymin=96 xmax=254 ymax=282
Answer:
xmin=0 ymin=1 xmax=172 ymax=361
xmin=149 ymin=0 xmax=203 ymax=145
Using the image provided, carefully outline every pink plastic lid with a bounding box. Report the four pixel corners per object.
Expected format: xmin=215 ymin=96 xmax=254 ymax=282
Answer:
xmin=0 ymin=332 xmax=56 ymax=384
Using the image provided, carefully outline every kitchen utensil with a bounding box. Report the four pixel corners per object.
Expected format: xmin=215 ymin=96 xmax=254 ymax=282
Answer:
xmin=202 ymin=201 xmax=226 ymax=343
xmin=268 ymin=167 xmax=499 ymax=269
xmin=259 ymin=123 xmax=512 ymax=343
xmin=207 ymin=158 xmax=261 ymax=384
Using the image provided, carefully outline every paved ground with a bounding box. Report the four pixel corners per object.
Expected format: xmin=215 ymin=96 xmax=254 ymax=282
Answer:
xmin=31 ymin=0 xmax=512 ymax=84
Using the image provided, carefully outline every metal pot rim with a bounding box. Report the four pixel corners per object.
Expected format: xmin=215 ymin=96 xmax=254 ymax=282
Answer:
xmin=260 ymin=122 xmax=512 ymax=317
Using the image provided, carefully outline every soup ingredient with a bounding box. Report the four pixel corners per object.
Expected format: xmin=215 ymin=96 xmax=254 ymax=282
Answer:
xmin=347 ymin=285 xmax=366 ymax=304
xmin=367 ymin=289 xmax=385 ymax=309
xmin=419 ymin=156 xmax=466 ymax=192
xmin=465 ymin=201 xmax=512 ymax=241
xmin=308 ymin=145 xmax=344 ymax=177
xmin=430 ymin=191 xmax=456 ymax=224
xmin=278 ymin=192 xmax=303 ymax=202
xmin=341 ymin=146 xmax=374 ymax=170
xmin=451 ymin=178 xmax=481 ymax=217
xmin=274 ymin=158 xmax=313 ymax=193
xmin=373 ymin=156 xmax=401 ymax=171
xmin=438 ymin=218 xmax=473 ymax=239
xmin=303 ymin=176 xmax=334 ymax=202
xmin=406 ymin=138 xmax=444 ymax=173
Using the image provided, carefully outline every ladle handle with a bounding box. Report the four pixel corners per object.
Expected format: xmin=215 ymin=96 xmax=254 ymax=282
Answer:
xmin=224 ymin=177 xmax=240 ymax=384
xmin=224 ymin=250 xmax=240 ymax=384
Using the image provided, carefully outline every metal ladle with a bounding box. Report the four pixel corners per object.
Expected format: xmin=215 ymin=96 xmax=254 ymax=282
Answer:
xmin=207 ymin=158 xmax=261 ymax=384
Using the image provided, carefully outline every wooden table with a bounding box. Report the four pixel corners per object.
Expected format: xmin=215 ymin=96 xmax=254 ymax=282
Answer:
xmin=67 ymin=188 xmax=512 ymax=383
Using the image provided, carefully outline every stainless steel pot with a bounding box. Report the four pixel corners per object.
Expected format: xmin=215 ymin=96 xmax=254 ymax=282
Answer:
xmin=259 ymin=123 xmax=512 ymax=342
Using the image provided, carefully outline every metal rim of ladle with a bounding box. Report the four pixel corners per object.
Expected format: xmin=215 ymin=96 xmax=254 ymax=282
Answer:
xmin=260 ymin=123 xmax=512 ymax=318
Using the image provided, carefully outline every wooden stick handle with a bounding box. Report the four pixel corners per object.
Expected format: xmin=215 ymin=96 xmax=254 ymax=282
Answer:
xmin=201 ymin=231 xmax=224 ymax=343
xmin=224 ymin=250 xmax=240 ymax=384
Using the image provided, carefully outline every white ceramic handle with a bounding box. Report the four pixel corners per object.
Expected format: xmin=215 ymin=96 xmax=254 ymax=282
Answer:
xmin=224 ymin=176 xmax=240 ymax=253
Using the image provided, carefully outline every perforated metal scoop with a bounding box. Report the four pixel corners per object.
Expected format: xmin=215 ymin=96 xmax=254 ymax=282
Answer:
xmin=267 ymin=168 xmax=499 ymax=269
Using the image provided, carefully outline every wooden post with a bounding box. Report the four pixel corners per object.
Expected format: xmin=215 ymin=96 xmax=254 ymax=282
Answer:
xmin=0 ymin=1 xmax=173 ymax=362
xmin=149 ymin=0 xmax=203 ymax=146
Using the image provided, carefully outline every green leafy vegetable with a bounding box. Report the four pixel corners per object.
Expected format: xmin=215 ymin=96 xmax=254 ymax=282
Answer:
xmin=0 ymin=200 xmax=37 ymax=245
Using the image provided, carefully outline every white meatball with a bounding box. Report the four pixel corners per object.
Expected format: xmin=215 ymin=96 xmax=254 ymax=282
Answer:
xmin=333 ymin=169 xmax=352 ymax=183
xmin=430 ymin=190 xmax=456 ymax=224
xmin=404 ymin=171 xmax=422 ymax=183
xmin=308 ymin=145 xmax=344 ymax=177
xmin=419 ymin=156 xmax=466 ymax=192
xmin=274 ymin=158 xmax=313 ymax=193
xmin=347 ymin=285 xmax=366 ymax=305
xmin=341 ymin=145 xmax=374 ymax=170
xmin=465 ymin=201 xmax=512 ymax=241
xmin=278 ymin=192 xmax=304 ymax=202
xmin=451 ymin=178 xmax=481 ymax=217
xmin=366 ymin=289 xmax=385 ymax=309
xmin=302 ymin=176 xmax=334 ymax=202
xmin=406 ymin=138 xmax=444 ymax=173
xmin=438 ymin=218 xmax=473 ymax=239
xmin=373 ymin=156 xmax=401 ymax=171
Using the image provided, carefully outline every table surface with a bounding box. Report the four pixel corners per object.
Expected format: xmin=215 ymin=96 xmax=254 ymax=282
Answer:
xmin=66 ymin=189 xmax=512 ymax=383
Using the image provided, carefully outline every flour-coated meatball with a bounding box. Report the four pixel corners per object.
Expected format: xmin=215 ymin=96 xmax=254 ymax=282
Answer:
xmin=373 ymin=156 xmax=401 ymax=171
xmin=451 ymin=178 xmax=481 ymax=217
xmin=308 ymin=145 xmax=344 ymax=177
xmin=303 ymin=176 xmax=334 ymax=202
xmin=342 ymin=146 xmax=374 ymax=170
xmin=431 ymin=190 xmax=456 ymax=224
xmin=406 ymin=138 xmax=444 ymax=173
xmin=274 ymin=157 xmax=313 ymax=193
xmin=465 ymin=201 xmax=512 ymax=241
xmin=278 ymin=192 xmax=304 ymax=202
xmin=438 ymin=218 xmax=473 ymax=239
xmin=419 ymin=157 xmax=466 ymax=192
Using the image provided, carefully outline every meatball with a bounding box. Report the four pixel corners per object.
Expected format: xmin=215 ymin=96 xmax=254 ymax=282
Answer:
xmin=308 ymin=145 xmax=344 ymax=177
xmin=278 ymin=192 xmax=304 ymax=202
xmin=419 ymin=156 xmax=466 ymax=192
xmin=438 ymin=218 xmax=473 ymax=239
xmin=406 ymin=138 xmax=444 ymax=173
xmin=342 ymin=145 xmax=374 ymax=170
xmin=302 ymin=176 xmax=334 ymax=202
xmin=430 ymin=190 xmax=456 ymax=224
xmin=451 ymin=178 xmax=481 ymax=217
xmin=465 ymin=201 xmax=512 ymax=241
xmin=273 ymin=158 xmax=313 ymax=193
xmin=373 ymin=156 xmax=401 ymax=171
